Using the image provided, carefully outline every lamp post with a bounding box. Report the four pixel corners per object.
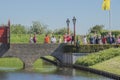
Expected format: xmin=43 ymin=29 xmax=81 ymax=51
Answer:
xmin=66 ymin=18 xmax=70 ymax=34
xmin=8 ymin=20 xmax=10 ymax=47
xmin=72 ymin=16 xmax=76 ymax=45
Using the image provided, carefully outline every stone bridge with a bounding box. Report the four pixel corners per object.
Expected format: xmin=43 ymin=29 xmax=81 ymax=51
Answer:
xmin=0 ymin=43 xmax=65 ymax=69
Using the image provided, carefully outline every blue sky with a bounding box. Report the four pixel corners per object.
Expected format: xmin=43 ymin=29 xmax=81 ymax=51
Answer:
xmin=0 ymin=0 xmax=120 ymax=35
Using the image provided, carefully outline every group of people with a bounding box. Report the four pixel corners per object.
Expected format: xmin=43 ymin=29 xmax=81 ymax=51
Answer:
xmin=29 ymin=34 xmax=37 ymax=43
xmin=29 ymin=33 xmax=75 ymax=44
xmin=29 ymin=32 xmax=120 ymax=45
xmin=44 ymin=33 xmax=74 ymax=44
xmin=84 ymin=33 xmax=120 ymax=45
xmin=63 ymin=33 xmax=74 ymax=44
xmin=44 ymin=34 xmax=62 ymax=44
xmin=29 ymin=33 xmax=62 ymax=44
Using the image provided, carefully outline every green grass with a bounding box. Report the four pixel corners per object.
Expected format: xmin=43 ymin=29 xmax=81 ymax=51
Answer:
xmin=90 ymin=56 xmax=120 ymax=75
xmin=11 ymin=34 xmax=45 ymax=43
xmin=0 ymin=58 xmax=23 ymax=69
xmin=33 ymin=58 xmax=43 ymax=68
xmin=33 ymin=56 xmax=57 ymax=72
xmin=75 ymin=48 xmax=120 ymax=66
xmin=10 ymin=34 xmax=62 ymax=43
xmin=33 ymin=56 xmax=56 ymax=69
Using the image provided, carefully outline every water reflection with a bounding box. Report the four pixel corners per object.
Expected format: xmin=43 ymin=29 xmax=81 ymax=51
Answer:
xmin=0 ymin=64 xmax=113 ymax=80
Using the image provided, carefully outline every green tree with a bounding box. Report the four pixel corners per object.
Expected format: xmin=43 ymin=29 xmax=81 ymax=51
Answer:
xmin=10 ymin=24 xmax=26 ymax=34
xmin=29 ymin=21 xmax=47 ymax=34
xmin=89 ymin=25 xmax=104 ymax=34
xmin=54 ymin=27 xmax=68 ymax=35
xmin=45 ymin=29 xmax=53 ymax=34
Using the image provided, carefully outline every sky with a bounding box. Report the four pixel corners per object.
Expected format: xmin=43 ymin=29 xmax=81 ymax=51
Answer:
xmin=0 ymin=0 xmax=120 ymax=35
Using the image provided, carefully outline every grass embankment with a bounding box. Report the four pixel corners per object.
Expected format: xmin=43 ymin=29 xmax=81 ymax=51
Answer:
xmin=11 ymin=34 xmax=61 ymax=43
xmin=75 ymin=48 xmax=120 ymax=66
xmin=90 ymin=56 xmax=120 ymax=75
xmin=0 ymin=58 xmax=23 ymax=70
xmin=75 ymin=48 xmax=120 ymax=75
xmin=11 ymin=34 xmax=45 ymax=43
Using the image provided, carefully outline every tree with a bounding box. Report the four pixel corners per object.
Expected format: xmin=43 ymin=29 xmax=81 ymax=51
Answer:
xmin=54 ymin=27 xmax=72 ymax=35
xmin=45 ymin=29 xmax=53 ymax=34
xmin=54 ymin=27 xmax=67 ymax=35
xmin=29 ymin=21 xmax=47 ymax=34
xmin=10 ymin=24 xmax=26 ymax=34
xmin=89 ymin=25 xmax=104 ymax=34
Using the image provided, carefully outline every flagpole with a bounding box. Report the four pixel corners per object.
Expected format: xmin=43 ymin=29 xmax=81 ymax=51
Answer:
xmin=109 ymin=10 xmax=111 ymax=31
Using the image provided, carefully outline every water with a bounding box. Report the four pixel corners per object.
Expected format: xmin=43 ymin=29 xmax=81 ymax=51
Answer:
xmin=0 ymin=65 xmax=112 ymax=80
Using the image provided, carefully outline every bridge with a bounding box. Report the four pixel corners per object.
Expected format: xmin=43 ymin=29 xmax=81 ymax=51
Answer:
xmin=0 ymin=43 xmax=65 ymax=69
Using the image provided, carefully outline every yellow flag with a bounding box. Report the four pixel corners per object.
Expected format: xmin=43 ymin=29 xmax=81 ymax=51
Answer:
xmin=102 ymin=0 xmax=110 ymax=10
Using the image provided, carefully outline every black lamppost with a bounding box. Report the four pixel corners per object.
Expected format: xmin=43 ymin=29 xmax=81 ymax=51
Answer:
xmin=66 ymin=18 xmax=70 ymax=34
xmin=8 ymin=20 xmax=10 ymax=47
xmin=72 ymin=16 xmax=76 ymax=45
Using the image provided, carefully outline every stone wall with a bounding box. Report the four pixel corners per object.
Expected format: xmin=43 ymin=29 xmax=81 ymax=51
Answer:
xmin=2 ymin=43 xmax=62 ymax=69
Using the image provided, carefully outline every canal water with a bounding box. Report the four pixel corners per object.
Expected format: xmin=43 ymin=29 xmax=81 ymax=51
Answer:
xmin=0 ymin=65 xmax=112 ymax=80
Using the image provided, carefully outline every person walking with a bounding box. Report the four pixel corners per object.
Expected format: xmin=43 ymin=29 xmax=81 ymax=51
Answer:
xmin=29 ymin=34 xmax=33 ymax=43
xmin=51 ymin=36 xmax=56 ymax=43
xmin=58 ymin=36 xmax=62 ymax=43
xmin=44 ymin=34 xmax=50 ymax=43
xmin=83 ymin=36 xmax=87 ymax=45
xmin=116 ymin=36 xmax=120 ymax=44
xmin=63 ymin=33 xmax=67 ymax=43
xmin=33 ymin=33 xmax=37 ymax=43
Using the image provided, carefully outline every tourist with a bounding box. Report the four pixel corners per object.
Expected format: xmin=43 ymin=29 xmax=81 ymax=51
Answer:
xmin=66 ymin=34 xmax=71 ymax=43
xmin=44 ymin=34 xmax=50 ymax=43
xmin=102 ymin=35 xmax=107 ymax=44
xmin=63 ymin=33 xmax=67 ymax=43
xmin=98 ymin=35 xmax=102 ymax=44
xmin=89 ymin=35 xmax=94 ymax=44
xmin=112 ymin=35 xmax=116 ymax=44
xmin=51 ymin=36 xmax=56 ymax=43
xmin=95 ymin=36 xmax=99 ymax=44
xmin=107 ymin=35 xmax=113 ymax=44
xmin=29 ymin=34 xmax=33 ymax=43
xmin=83 ymin=36 xmax=87 ymax=45
xmin=76 ymin=36 xmax=80 ymax=47
xmin=58 ymin=36 xmax=62 ymax=43
xmin=33 ymin=33 xmax=37 ymax=43
xmin=116 ymin=36 xmax=120 ymax=44
xmin=71 ymin=34 xmax=74 ymax=45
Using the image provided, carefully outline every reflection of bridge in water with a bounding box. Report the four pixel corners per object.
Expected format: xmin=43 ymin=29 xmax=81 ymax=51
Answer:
xmin=0 ymin=43 xmax=66 ymax=69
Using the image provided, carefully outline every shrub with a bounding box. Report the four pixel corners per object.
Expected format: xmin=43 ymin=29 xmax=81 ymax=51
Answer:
xmin=64 ymin=44 xmax=120 ymax=53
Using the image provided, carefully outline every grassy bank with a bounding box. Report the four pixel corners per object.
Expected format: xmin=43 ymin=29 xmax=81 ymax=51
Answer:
xmin=0 ymin=58 xmax=23 ymax=70
xmin=11 ymin=34 xmax=45 ymax=43
xmin=75 ymin=48 xmax=120 ymax=75
xmin=90 ymin=56 xmax=120 ymax=75
xmin=75 ymin=48 xmax=120 ymax=66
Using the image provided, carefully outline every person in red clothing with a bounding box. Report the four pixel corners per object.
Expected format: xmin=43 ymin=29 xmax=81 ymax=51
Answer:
xmin=63 ymin=33 xmax=67 ymax=43
xmin=102 ymin=35 xmax=107 ymax=44
xmin=44 ymin=34 xmax=50 ymax=43
xmin=66 ymin=34 xmax=71 ymax=43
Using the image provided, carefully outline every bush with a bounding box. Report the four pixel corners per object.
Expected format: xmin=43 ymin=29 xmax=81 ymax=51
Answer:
xmin=75 ymin=48 xmax=120 ymax=66
xmin=64 ymin=44 xmax=120 ymax=53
